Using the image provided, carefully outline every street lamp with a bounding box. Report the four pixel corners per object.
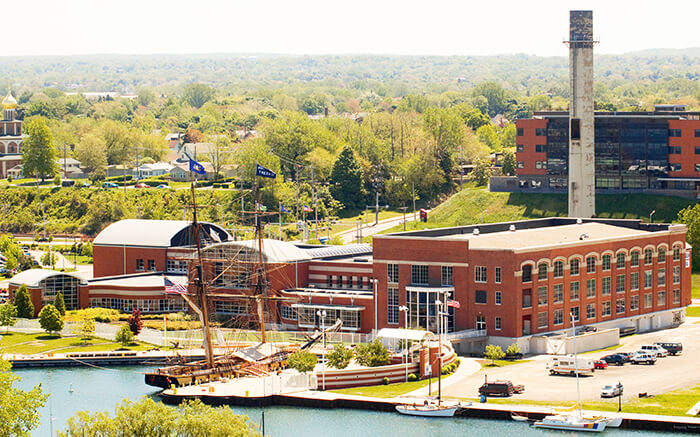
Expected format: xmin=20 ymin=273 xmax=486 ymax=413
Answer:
xmin=371 ymin=278 xmax=378 ymax=335
xmin=649 ymin=210 xmax=656 ymax=224
xmin=317 ymin=310 xmax=327 ymax=391
xmin=399 ymin=305 xmax=409 ymax=382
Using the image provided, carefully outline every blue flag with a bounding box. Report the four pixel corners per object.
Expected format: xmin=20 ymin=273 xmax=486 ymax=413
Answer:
xmin=256 ymin=164 xmax=276 ymax=179
xmin=280 ymin=204 xmax=291 ymax=213
xmin=189 ymin=159 xmax=206 ymax=175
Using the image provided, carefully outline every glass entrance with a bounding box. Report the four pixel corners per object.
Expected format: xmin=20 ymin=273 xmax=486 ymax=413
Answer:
xmin=406 ymin=287 xmax=454 ymax=334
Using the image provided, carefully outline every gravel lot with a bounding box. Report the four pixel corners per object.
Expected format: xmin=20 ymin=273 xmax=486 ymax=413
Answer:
xmin=443 ymin=317 xmax=700 ymax=402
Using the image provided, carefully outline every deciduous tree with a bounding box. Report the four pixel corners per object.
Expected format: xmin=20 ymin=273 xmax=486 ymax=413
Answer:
xmin=182 ymin=83 xmax=215 ymax=109
xmin=287 ymin=350 xmax=317 ymax=373
xmin=471 ymin=157 xmax=493 ymax=186
xmin=330 ymin=146 xmax=366 ymax=210
xmin=0 ymin=358 xmax=47 ymax=437
xmin=326 ymin=344 xmax=353 ymax=369
xmin=13 ymin=285 xmax=34 ymax=319
xmin=38 ymin=304 xmax=63 ymax=335
xmin=127 ymin=309 xmax=143 ymax=335
xmin=115 ymin=324 xmax=134 ymax=346
xmin=0 ymin=303 xmax=17 ymax=332
xmin=484 ymin=344 xmax=505 ymax=365
xmin=354 ymin=340 xmax=390 ymax=367
xmin=678 ymin=204 xmax=700 ymax=270
xmin=501 ymin=149 xmax=517 ymax=176
xmin=22 ymin=117 xmax=59 ymax=180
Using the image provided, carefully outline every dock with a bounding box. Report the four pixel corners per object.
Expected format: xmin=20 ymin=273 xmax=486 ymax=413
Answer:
xmin=4 ymin=349 xmax=205 ymax=368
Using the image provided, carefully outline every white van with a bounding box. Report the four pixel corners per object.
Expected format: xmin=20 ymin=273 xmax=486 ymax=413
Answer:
xmin=640 ymin=345 xmax=668 ymax=357
xmin=546 ymin=355 xmax=595 ymax=376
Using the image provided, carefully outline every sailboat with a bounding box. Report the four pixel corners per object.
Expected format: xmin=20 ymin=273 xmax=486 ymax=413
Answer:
xmin=532 ymin=313 xmax=610 ymax=432
xmin=145 ymin=177 xmax=334 ymax=389
xmin=396 ymin=299 xmax=459 ymax=418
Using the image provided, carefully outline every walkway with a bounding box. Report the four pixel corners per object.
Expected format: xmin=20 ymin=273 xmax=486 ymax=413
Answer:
xmin=335 ymin=212 xmax=423 ymax=244
xmin=398 ymin=356 xmax=481 ymax=399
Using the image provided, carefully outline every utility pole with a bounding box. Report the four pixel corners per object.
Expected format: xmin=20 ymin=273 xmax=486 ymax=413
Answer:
xmin=375 ymin=191 xmax=379 ymax=225
xmin=63 ymin=144 xmax=67 ymax=181
xmin=399 ymin=206 xmax=408 ymax=231
xmin=412 ymin=182 xmax=416 ymax=221
xmin=312 ymin=167 xmax=318 ymax=240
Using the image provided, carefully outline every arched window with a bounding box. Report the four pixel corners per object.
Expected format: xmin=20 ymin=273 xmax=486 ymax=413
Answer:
xmin=586 ymin=256 xmax=596 ymax=273
xmin=644 ymin=248 xmax=654 ymax=265
xmin=570 ymin=259 xmax=580 ymax=276
xmin=616 ymin=252 xmax=625 ymax=269
xmin=522 ymin=265 xmax=532 ymax=283
xmin=602 ymin=254 xmax=611 ymax=271
xmin=554 ymin=261 xmax=564 ymax=278
xmin=658 ymin=248 xmax=666 ymax=263
xmin=538 ymin=262 xmax=548 ymax=280
xmin=631 ymin=251 xmax=640 ymax=267
xmin=673 ymin=245 xmax=682 ymax=261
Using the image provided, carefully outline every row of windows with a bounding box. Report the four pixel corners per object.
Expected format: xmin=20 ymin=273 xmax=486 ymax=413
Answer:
xmin=516 ymin=144 xmax=547 ymax=153
xmin=668 ymin=163 xmax=700 ymax=172
xmin=668 ymin=129 xmax=700 ymax=137
xmin=388 ymin=264 xmax=456 ymax=286
xmin=166 ymin=259 xmax=188 ymax=274
xmin=89 ymin=297 xmax=187 ymax=313
xmin=136 ymin=259 xmax=157 ymax=272
xmin=474 ymin=266 xmax=502 ymax=284
xmin=327 ymin=275 xmax=372 ymax=289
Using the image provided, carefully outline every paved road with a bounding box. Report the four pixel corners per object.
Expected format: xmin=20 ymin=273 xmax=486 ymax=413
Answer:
xmin=441 ymin=318 xmax=700 ymax=403
xmin=336 ymin=213 xmax=422 ymax=244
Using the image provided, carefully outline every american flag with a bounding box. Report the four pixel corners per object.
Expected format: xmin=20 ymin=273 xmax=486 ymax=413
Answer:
xmin=164 ymin=276 xmax=187 ymax=294
xmin=446 ymin=298 xmax=461 ymax=309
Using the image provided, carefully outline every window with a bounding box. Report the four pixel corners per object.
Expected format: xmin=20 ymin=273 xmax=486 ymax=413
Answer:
xmin=570 ymin=118 xmax=580 ymax=140
xmin=475 ymin=266 xmax=488 ymax=283
xmin=586 ymin=279 xmax=596 ymax=298
xmin=136 ymin=259 xmax=144 ymax=271
xmin=522 ymin=289 xmax=532 ymax=308
xmin=616 ymin=252 xmax=626 ymax=269
xmin=658 ymin=248 xmax=666 ymax=263
xmin=522 ymin=265 xmax=532 ymax=282
xmin=571 ymin=306 xmax=580 ymax=322
xmin=644 ymin=271 xmax=653 ymax=288
xmin=644 ymin=293 xmax=653 ymax=308
xmin=495 ymin=291 xmax=502 ymax=305
xmin=696 ymin=164 xmax=700 ymax=172
xmin=570 ymin=259 xmax=580 ymax=276
xmin=516 ymin=144 xmax=524 ymax=152
xmin=673 ymin=246 xmax=681 ymax=261
xmin=387 ymin=287 xmax=399 ymax=324
xmin=535 ymin=161 xmax=547 ymax=169
xmin=536 ymin=127 xmax=546 ymax=136
xmin=517 ymin=128 xmax=524 ymax=136
xmin=536 ymin=144 xmax=546 ymax=153
xmin=586 ymin=303 xmax=596 ymax=319
xmin=495 ymin=267 xmax=501 ymax=284
xmin=696 ymin=148 xmax=700 ymax=156
xmin=475 ymin=290 xmax=487 ymax=304
xmin=657 ymin=290 xmax=666 ymax=306
xmin=441 ymin=266 xmax=453 ymax=285
xmin=327 ymin=275 xmax=333 ymax=287
xmin=167 ymin=259 xmax=187 ymax=274
xmin=669 ymin=129 xmax=681 ymax=137
xmin=411 ymin=265 xmax=428 ymax=284
xmin=669 ymin=146 xmax=682 ymax=155
xmin=538 ymin=312 xmax=548 ymax=329
xmin=586 ymin=256 xmax=596 ymax=273
xmin=644 ymin=249 xmax=653 ymax=265
xmin=602 ymin=277 xmax=611 ymax=296
xmin=517 ymin=161 xmax=524 ymax=169
xmin=537 ymin=286 xmax=548 ymax=305
xmin=495 ymin=317 xmax=502 ymax=330
xmin=631 ymin=251 xmax=639 ymax=267
xmin=538 ymin=263 xmax=548 ymax=280
xmin=631 ymin=272 xmax=639 ymax=290
xmin=553 ymin=284 xmax=563 ymax=303
xmin=630 ymin=295 xmax=639 ymax=311
xmin=339 ymin=276 xmax=345 ymax=288
xmin=673 ymin=266 xmax=680 ymax=284
xmin=696 ymin=129 xmax=700 ymax=138
xmin=616 ymin=274 xmax=625 ymax=293
xmin=553 ymin=309 xmax=563 ymax=325
xmin=570 ymin=281 xmax=580 ymax=301
xmin=601 ymin=301 xmax=611 ymax=317
xmin=670 ymin=163 xmax=681 ymax=172
xmin=616 ymin=299 xmax=625 ymax=314
xmin=602 ymin=254 xmax=611 ymax=271
xmin=281 ymin=305 xmax=297 ymax=320
xmin=387 ymin=264 xmax=399 ymax=283
xmin=148 ymin=260 xmax=156 ymax=271
xmin=553 ymin=261 xmax=564 ymax=278
xmin=658 ymin=268 xmax=666 ymax=286
xmin=673 ymin=289 xmax=681 ymax=304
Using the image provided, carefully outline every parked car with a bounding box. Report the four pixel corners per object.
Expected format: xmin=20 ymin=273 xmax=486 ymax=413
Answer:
xmin=80 ymin=182 xmax=91 ymax=188
xmin=617 ymin=352 xmax=634 ymax=362
xmin=601 ymin=383 xmax=624 ymax=398
xmin=600 ymin=354 xmax=626 ymax=366
xmin=630 ymin=352 xmax=657 ymax=365
xmin=576 ymin=325 xmax=597 ymax=335
xmin=593 ymin=360 xmax=608 ymax=369
xmin=135 ymin=183 xmax=151 ymax=188
xmin=102 ymin=181 xmax=118 ymax=189
xmin=479 ymin=380 xmax=525 ymax=397
xmin=156 ymin=184 xmax=170 ymax=189
xmin=654 ymin=342 xmax=682 ymax=356
xmin=640 ymin=345 xmax=668 ymax=358
xmin=505 ymin=352 xmax=524 ymax=360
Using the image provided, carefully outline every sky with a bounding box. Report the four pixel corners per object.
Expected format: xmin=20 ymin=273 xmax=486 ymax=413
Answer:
xmin=5 ymin=0 xmax=700 ymax=57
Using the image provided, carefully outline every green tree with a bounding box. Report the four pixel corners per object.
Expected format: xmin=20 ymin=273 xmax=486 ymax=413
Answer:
xmin=484 ymin=344 xmax=505 ymax=365
xmin=287 ymin=350 xmax=317 ymax=373
xmin=0 ymin=358 xmax=48 ymax=437
xmin=330 ymin=146 xmax=366 ymax=210
xmin=182 ymin=83 xmax=215 ymax=109
xmin=22 ymin=117 xmax=59 ymax=180
xmin=53 ymin=291 xmax=66 ymax=316
xmin=501 ymin=149 xmax=517 ymax=176
xmin=354 ymin=340 xmax=390 ymax=367
xmin=58 ymin=397 xmax=259 ymax=437
xmin=326 ymin=344 xmax=353 ymax=369
xmin=74 ymin=133 xmax=108 ymax=177
xmin=505 ymin=343 xmax=521 ymax=357
xmin=476 ymin=124 xmax=502 ymax=151
xmin=472 ymin=81 xmax=509 ymax=117
xmin=38 ymin=304 xmax=63 ymax=335
xmin=13 ymin=285 xmax=34 ymax=319
xmin=0 ymin=303 xmax=17 ymax=333
xmin=115 ymin=324 xmax=134 ymax=346
xmin=678 ymin=204 xmax=700 ymax=270
xmin=40 ymin=251 xmax=57 ymax=268
xmin=471 ymin=157 xmax=493 ymax=186
xmin=74 ymin=318 xmax=95 ymax=344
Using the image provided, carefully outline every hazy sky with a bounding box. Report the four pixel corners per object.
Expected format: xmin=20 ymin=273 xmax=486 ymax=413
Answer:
xmin=5 ymin=0 xmax=700 ymax=57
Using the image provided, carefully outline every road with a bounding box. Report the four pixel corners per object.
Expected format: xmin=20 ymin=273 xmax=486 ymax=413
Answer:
xmin=336 ymin=212 xmax=423 ymax=244
xmin=441 ymin=318 xmax=700 ymax=402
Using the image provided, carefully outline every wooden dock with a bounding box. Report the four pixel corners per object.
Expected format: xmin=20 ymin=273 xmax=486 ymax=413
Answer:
xmin=5 ymin=350 xmax=205 ymax=368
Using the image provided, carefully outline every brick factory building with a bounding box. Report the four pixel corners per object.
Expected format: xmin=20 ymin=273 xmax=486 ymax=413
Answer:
xmin=491 ymin=105 xmax=700 ymax=197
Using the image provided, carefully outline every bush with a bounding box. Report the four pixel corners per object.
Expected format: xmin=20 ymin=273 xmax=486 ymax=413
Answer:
xmin=38 ymin=304 xmax=64 ymax=335
xmin=127 ymin=309 xmax=143 ymax=335
xmin=94 ymin=315 xmax=112 ymax=323
xmin=506 ymin=343 xmax=521 ymax=357
xmin=382 ymin=377 xmax=390 ymax=385
xmin=354 ymin=340 xmax=390 ymax=367
xmin=115 ymin=324 xmax=134 ymax=346
xmin=287 ymin=350 xmax=317 ymax=373
xmin=326 ymin=344 xmax=353 ymax=369
xmin=484 ymin=344 xmax=505 ymax=364
xmin=408 ymin=373 xmax=417 ymax=382
xmin=53 ymin=292 xmax=66 ymax=316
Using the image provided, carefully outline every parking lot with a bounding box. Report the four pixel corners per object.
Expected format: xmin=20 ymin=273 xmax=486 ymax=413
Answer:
xmin=443 ymin=317 xmax=700 ymax=402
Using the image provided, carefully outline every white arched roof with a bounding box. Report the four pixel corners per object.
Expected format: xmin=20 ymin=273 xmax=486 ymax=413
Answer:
xmin=9 ymin=269 xmax=87 ymax=287
xmin=93 ymin=219 xmax=229 ymax=248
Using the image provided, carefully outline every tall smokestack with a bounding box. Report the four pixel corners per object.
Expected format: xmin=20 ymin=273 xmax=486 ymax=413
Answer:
xmin=567 ymin=10 xmax=596 ymax=218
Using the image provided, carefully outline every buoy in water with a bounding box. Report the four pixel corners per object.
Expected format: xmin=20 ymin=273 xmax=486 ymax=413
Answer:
xmin=69 ymin=384 xmax=74 ymax=393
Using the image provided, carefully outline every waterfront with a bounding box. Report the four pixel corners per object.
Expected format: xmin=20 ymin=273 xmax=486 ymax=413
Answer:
xmin=14 ymin=366 xmax=697 ymax=436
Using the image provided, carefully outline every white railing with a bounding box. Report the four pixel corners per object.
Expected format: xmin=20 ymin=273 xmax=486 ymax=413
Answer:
xmin=446 ymin=329 xmax=487 ymax=340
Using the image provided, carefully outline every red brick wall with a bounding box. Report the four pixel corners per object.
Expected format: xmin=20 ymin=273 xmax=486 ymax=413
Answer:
xmin=668 ymin=119 xmax=700 ymax=178
xmin=93 ymin=245 xmax=167 ymax=277
xmin=515 ymin=118 xmax=548 ymax=176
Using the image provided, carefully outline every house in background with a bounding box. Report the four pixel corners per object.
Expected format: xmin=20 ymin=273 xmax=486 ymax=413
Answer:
xmin=138 ymin=162 xmax=174 ymax=178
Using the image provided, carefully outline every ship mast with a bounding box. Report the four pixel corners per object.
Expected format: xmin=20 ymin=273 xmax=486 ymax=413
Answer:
xmin=254 ymin=184 xmax=267 ymax=343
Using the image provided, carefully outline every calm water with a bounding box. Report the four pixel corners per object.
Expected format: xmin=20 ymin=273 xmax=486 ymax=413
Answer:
xmin=14 ymin=366 xmax=693 ymax=436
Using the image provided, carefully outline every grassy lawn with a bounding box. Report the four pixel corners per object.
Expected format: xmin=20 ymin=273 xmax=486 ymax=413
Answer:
xmin=686 ymin=306 xmax=700 ymax=317
xmin=482 ymin=359 xmax=533 ymax=367
xmin=460 ymin=382 xmax=700 ymax=417
xmin=330 ymin=378 xmax=431 ymax=398
xmin=693 ymin=273 xmax=700 ymax=299
xmin=0 ymin=332 xmax=153 ymax=355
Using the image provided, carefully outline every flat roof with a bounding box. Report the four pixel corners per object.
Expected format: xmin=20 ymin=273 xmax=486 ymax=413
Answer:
xmin=443 ymin=222 xmax=651 ymax=251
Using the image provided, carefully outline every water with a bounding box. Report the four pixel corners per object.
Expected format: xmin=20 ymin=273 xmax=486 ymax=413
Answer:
xmin=14 ymin=366 xmax=693 ymax=436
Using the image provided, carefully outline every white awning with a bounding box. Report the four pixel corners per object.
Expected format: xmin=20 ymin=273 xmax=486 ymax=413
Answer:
xmin=291 ymin=303 xmax=365 ymax=312
xmin=377 ymin=328 xmax=436 ymax=342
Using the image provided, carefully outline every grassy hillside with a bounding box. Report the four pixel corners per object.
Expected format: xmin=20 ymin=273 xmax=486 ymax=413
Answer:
xmin=393 ymin=186 xmax=695 ymax=232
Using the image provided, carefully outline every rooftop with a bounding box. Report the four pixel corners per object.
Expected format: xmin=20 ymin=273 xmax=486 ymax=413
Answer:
xmin=9 ymin=269 xmax=87 ymax=287
xmin=93 ymin=219 xmax=229 ymax=248
xmin=87 ymin=272 xmax=187 ymax=288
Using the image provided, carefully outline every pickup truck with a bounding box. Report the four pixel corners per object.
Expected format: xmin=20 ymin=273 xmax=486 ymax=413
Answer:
xmin=654 ymin=342 xmax=682 ymax=355
xmin=479 ymin=380 xmax=525 ymax=397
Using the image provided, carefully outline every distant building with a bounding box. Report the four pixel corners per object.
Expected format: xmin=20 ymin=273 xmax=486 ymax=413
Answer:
xmin=0 ymin=88 xmax=23 ymax=178
xmin=169 ymin=162 xmax=215 ymax=181
xmin=138 ymin=162 xmax=174 ymax=178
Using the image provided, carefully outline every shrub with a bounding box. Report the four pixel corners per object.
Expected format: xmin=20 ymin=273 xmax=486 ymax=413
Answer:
xmin=287 ymin=350 xmax=317 ymax=373
xmin=127 ymin=309 xmax=143 ymax=335
xmin=354 ymin=340 xmax=390 ymax=367
xmin=506 ymin=343 xmax=521 ymax=356
xmin=53 ymin=292 xmax=66 ymax=316
xmin=38 ymin=304 xmax=64 ymax=335
xmin=484 ymin=344 xmax=505 ymax=364
xmin=408 ymin=373 xmax=417 ymax=382
xmin=14 ymin=285 xmax=34 ymax=318
xmin=115 ymin=324 xmax=134 ymax=346
xmin=382 ymin=377 xmax=390 ymax=385
xmin=326 ymin=344 xmax=353 ymax=369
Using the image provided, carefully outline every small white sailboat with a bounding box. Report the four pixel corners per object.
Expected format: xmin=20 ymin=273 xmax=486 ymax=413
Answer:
xmin=395 ymin=402 xmax=459 ymax=417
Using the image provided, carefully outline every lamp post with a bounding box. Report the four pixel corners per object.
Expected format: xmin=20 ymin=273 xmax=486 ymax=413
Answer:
xmin=317 ymin=310 xmax=327 ymax=391
xmin=649 ymin=210 xmax=656 ymax=224
xmin=435 ymin=299 xmax=443 ymax=403
xmin=371 ymin=278 xmax=378 ymax=336
xmin=399 ymin=305 xmax=409 ymax=382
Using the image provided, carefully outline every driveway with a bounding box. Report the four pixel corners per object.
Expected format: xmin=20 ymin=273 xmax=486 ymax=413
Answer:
xmin=336 ymin=212 xmax=423 ymax=244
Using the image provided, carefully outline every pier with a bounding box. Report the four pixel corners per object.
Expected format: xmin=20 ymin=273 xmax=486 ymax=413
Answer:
xmin=4 ymin=349 xmax=205 ymax=368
